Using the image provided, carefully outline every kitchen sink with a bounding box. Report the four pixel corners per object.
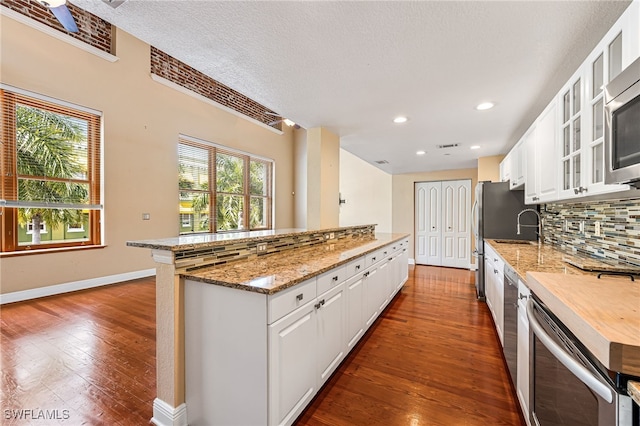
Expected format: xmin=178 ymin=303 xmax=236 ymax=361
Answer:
xmin=492 ymin=239 xmax=536 ymax=245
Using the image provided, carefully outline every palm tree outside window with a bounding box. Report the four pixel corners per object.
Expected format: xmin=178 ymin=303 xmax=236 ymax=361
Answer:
xmin=0 ymin=88 xmax=102 ymax=252
xmin=178 ymin=139 xmax=273 ymax=234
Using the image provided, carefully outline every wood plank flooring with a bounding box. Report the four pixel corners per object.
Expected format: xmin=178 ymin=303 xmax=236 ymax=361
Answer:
xmin=0 ymin=266 xmax=524 ymax=425
xmin=295 ymin=266 xmax=525 ymax=426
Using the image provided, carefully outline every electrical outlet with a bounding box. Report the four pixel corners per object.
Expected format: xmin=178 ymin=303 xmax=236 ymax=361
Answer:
xmin=329 ymin=232 xmax=335 ymax=240
xmin=594 ymin=221 xmax=601 ymax=237
xmin=579 ymin=221 xmax=585 ymax=233
xmin=142 ymin=213 xmax=150 ymax=220
xmin=257 ymin=243 xmax=267 ymax=254
xmin=563 ymin=220 xmax=568 ymax=232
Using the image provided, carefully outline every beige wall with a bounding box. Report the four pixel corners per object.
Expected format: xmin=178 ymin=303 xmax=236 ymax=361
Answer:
xmin=478 ymin=155 xmax=505 ymax=182
xmin=392 ymin=168 xmax=478 ymax=261
xmin=339 ymin=149 xmax=392 ymax=233
xmin=0 ymin=18 xmax=296 ymax=295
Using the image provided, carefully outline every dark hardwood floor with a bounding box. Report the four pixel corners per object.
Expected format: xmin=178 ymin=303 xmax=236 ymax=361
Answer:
xmin=0 ymin=266 xmax=524 ymax=425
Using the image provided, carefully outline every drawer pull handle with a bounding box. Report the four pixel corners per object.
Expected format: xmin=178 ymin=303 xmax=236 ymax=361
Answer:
xmin=494 ymin=269 xmax=498 ymax=274
xmin=372 ymin=257 xmax=376 ymax=261
xmin=296 ymin=294 xmax=304 ymax=301
xmin=364 ymin=271 xmax=370 ymax=277
xmin=355 ymin=265 xmax=360 ymax=270
xmin=332 ymin=276 xmax=339 ymax=281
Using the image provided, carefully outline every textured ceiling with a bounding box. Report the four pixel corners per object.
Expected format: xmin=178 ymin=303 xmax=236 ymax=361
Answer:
xmin=71 ymin=0 xmax=632 ymax=174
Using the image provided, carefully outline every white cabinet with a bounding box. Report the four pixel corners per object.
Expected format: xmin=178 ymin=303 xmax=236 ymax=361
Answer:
xmin=484 ymin=244 xmax=504 ymax=346
xmin=184 ymin=239 xmax=409 ymax=426
xmin=525 ymin=101 xmax=558 ymax=204
xmin=316 ymin=283 xmax=347 ymax=387
xmin=510 ymin=139 xmax=526 ymax=190
xmin=269 ymin=300 xmax=318 ymax=426
xmin=500 ymin=152 xmax=512 ymax=183
xmin=516 ymin=280 xmax=531 ymax=426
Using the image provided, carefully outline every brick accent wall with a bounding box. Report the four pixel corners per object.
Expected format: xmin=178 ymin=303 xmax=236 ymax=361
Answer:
xmin=542 ymin=198 xmax=640 ymax=267
xmin=1 ymin=0 xmax=112 ymax=54
xmin=150 ymin=47 xmax=282 ymax=130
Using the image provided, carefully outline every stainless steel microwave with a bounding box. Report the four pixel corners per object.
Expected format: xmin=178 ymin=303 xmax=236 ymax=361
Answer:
xmin=604 ymin=56 xmax=640 ymax=188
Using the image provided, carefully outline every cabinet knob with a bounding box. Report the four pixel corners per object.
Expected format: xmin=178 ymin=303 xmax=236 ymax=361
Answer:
xmin=518 ymin=293 xmax=528 ymax=300
xmin=332 ymin=276 xmax=338 ymax=281
xmin=494 ymin=269 xmax=498 ymax=274
xmin=532 ymin=196 xmax=539 ymax=201
xmin=296 ymin=294 xmax=303 ymax=301
xmin=355 ymin=265 xmax=360 ymax=270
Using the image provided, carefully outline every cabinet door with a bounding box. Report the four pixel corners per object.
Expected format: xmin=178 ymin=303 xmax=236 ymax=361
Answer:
xmin=317 ymin=283 xmax=346 ymax=387
xmin=269 ymin=302 xmax=317 ymax=426
xmin=517 ymin=281 xmax=531 ymax=426
xmin=523 ymin=127 xmax=537 ymax=201
xmin=363 ymin=266 xmax=380 ymax=329
xmin=399 ymin=247 xmax=409 ymax=289
xmin=377 ymin=258 xmax=391 ymax=311
xmin=345 ymin=273 xmax=365 ymax=351
xmin=536 ymin=101 xmax=558 ymax=202
xmin=495 ymin=271 xmax=505 ymax=347
xmin=484 ymin=257 xmax=495 ymax=316
xmin=559 ymin=74 xmax=585 ymax=198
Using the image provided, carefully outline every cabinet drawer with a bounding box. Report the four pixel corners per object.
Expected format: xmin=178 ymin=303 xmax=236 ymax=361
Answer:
xmin=365 ymin=249 xmax=383 ymax=267
xmin=317 ymin=265 xmax=346 ymax=295
xmin=268 ymin=278 xmax=317 ymax=324
xmin=344 ymin=257 xmax=365 ymax=280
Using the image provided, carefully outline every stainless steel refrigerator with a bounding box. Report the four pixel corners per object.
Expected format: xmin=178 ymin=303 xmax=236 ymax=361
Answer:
xmin=472 ymin=181 xmax=537 ymax=300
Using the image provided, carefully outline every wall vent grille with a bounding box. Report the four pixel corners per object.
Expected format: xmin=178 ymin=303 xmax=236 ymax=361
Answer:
xmin=437 ymin=143 xmax=460 ymax=149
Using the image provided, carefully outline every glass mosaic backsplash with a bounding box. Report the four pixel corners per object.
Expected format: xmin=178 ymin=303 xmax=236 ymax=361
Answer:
xmin=541 ymin=198 xmax=640 ymax=267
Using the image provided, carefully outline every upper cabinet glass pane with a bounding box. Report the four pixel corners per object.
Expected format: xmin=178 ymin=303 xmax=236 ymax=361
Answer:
xmin=609 ymin=32 xmax=623 ymax=81
xmin=563 ymin=91 xmax=570 ymax=123
xmin=593 ymin=99 xmax=604 ymax=141
xmin=592 ymin=54 xmax=604 ymax=98
xmin=572 ymin=79 xmax=581 ymax=115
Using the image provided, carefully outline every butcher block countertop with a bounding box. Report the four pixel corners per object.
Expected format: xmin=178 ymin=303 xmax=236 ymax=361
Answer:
xmin=629 ymin=381 xmax=640 ymax=407
xmin=182 ymin=233 xmax=409 ymax=295
xmin=526 ymin=271 xmax=640 ymax=377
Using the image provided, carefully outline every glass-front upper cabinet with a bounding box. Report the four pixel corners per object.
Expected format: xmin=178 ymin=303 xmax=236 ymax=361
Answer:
xmin=560 ymin=75 xmax=583 ymax=195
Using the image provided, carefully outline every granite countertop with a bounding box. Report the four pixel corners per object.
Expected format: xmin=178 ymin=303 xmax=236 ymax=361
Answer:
xmin=182 ymin=233 xmax=409 ymax=295
xmin=126 ymin=225 xmax=374 ymax=251
xmin=485 ymin=239 xmax=640 ymax=282
xmin=527 ymin=271 xmax=640 ymax=377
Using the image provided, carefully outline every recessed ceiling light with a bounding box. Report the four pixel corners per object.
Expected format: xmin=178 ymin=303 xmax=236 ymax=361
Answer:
xmin=470 ymin=145 xmax=481 ymax=150
xmin=476 ymin=102 xmax=494 ymax=111
xmin=393 ymin=116 xmax=408 ymax=124
xmin=416 ymin=150 xmax=426 ymax=155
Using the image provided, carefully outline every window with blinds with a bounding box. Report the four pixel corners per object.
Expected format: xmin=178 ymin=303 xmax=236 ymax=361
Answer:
xmin=0 ymin=88 xmax=102 ymax=252
xmin=178 ymin=139 xmax=272 ymax=234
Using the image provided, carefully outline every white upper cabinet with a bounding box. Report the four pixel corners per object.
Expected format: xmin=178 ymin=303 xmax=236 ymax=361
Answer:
xmin=514 ymin=0 xmax=640 ymax=204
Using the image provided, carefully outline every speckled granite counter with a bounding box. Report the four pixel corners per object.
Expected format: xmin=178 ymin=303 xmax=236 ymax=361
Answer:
xmin=183 ymin=233 xmax=408 ymax=294
xmin=485 ymin=239 xmax=640 ymax=282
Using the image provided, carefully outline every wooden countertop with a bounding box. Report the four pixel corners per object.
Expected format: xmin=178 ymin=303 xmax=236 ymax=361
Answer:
xmin=526 ymin=271 xmax=640 ymax=376
xmin=629 ymin=381 xmax=640 ymax=407
xmin=182 ymin=233 xmax=409 ymax=295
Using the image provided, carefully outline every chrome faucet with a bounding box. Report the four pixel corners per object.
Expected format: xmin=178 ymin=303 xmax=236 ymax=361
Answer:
xmin=517 ymin=208 xmax=543 ymax=244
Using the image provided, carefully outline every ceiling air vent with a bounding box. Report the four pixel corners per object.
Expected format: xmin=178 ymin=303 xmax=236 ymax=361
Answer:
xmin=436 ymin=143 xmax=460 ymax=149
xmin=374 ymin=160 xmax=389 ymax=164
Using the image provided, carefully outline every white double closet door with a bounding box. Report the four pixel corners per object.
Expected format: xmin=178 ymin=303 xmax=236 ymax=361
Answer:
xmin=415 ymin=179 xmax=471 ymax=269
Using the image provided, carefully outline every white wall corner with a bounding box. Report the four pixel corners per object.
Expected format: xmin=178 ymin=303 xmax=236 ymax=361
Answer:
xmin=408 ymin=258 xmax=416 ymax=265
xmin=151 ymin=399 xmax=187 ymax=426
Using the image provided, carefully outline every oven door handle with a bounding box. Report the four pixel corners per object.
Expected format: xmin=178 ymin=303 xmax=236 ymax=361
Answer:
xmin=526 ymin=300 xmax=614 ymax=403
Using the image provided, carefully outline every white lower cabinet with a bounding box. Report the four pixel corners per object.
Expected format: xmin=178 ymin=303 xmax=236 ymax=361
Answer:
xmin=185 ymin=240 xmax=409 ymax=426
xmin=516 ymin=280 xmax=531 ymax=426
xmin=269 ymin=300 xmax=318 ymax=426
xmin=316 ymin=283 xmax=347 ymax=386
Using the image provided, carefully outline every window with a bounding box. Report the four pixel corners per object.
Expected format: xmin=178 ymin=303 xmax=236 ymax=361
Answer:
xmin=0 ymin=87 xmax=102 ymax=252
xmin=178 ymin=138 xmax=272 ymax=234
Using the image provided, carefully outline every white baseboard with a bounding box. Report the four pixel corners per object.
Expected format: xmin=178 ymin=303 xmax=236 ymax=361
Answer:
xmin=409 ymin=258 xmax=416 ymax=265
xmin=0 ymin=269 xmax=155 ymax=305
xmin=151 ymin=399 xmax=187 ymax=426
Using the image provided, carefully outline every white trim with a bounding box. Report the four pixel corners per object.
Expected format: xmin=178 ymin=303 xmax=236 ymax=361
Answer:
xmin=409 ymin=258 xmax=416 ymax=265
xmin=0 ymin=6 xmax=118 ymax=63
xmin=0 ymin=269 xmax=155 ymax=305
xmin=0 ymin=83 xmax=104 ymax=116
xmin=151 ymin=73 xmax=284 ymax=136
xmin=150 ymin=399 xmax=187 ymax=426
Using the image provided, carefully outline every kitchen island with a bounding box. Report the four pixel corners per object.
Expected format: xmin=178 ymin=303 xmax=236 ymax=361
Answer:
xmin=128 ymin=225 xmax=409 ymax=426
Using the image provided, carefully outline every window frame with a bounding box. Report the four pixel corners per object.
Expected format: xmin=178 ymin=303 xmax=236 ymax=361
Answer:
xmin=178 ymin=136 xmax=273 ymax=234
xmin=0 ymin=86 xmax=102 ymax=253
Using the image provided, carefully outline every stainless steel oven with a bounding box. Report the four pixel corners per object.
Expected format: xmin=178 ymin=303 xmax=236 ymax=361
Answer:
xmin=527 ymin=296 xmax=635 ymax=426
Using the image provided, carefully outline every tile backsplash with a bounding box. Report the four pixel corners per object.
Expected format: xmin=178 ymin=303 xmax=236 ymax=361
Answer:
xmin=542 ymin=198 xmax=640 ymax=267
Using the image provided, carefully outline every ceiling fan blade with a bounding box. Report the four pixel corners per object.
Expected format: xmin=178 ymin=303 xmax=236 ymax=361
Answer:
xmin=50 ymin=4 xmax=78 ymax=32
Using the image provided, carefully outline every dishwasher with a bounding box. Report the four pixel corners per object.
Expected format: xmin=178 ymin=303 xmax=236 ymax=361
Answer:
xmin=503 ymin=264 xmax=519 ymax=388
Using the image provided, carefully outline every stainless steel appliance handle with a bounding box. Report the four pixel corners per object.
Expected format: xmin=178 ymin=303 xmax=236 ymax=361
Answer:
xmin=526 ymin=299 xmax=613 ymax=403
xmin=471 ymin=200 xmax=478 ymax=239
